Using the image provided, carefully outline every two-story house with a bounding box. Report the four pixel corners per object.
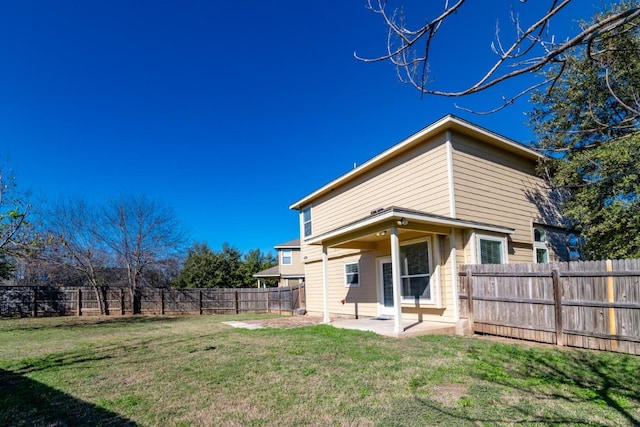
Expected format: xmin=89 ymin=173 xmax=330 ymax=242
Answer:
xmin=289 ymin=115 xmax=567 ymax=333
xmin=253 ymin=239 xmax=305 ymax=287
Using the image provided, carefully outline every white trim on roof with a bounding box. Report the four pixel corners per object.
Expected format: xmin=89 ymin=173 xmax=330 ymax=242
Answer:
xmin=305 ymin=208 xmax=514 ymax=246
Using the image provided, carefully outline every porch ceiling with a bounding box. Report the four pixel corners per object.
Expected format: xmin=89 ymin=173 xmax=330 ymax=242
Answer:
xmin=306 ymin=206 xmax=514 ymax=249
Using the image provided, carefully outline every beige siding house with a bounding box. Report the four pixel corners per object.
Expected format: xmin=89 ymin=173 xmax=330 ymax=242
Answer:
xmin=289 ymin=115 xmax=567 ymax=333
xmin=253 ymin=239 xmax=305 ymax=287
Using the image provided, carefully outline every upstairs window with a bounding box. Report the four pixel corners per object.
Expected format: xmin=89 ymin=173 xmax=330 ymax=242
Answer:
xmin=281 ymin=249 xmax=292 ymax=265
xmin=302 ymin=206 xmax=312 ymax=238
xmin=534 ymin=227 xmax=549 ymax=263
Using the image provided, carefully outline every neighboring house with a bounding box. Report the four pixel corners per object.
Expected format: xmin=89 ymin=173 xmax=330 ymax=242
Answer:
xmin=253 ymin=239 xmax=305 ymax=287
xmin=288 ymin=115 xmax=568 ymax=333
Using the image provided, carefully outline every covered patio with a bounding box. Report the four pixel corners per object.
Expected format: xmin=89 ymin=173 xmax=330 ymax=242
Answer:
xmin=305 ymin=206 xmax=513 ymax=333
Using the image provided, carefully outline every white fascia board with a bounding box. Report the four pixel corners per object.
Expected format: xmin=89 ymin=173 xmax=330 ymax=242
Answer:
xmin=305 ymin=208 xmax=514 ymax=245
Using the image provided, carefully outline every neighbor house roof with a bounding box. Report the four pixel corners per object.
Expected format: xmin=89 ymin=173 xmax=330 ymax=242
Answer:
xmin=274 ymin=238 xmax=300 ymax=249
xmin=253 ymin=265 xmax=280 ymax=278
xmin=289 ymin=114 xmax=542 ymax=210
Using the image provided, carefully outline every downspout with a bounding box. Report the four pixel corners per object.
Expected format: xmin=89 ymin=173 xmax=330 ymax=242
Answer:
xmin=390 ymin=225 xmax=403 ymax=334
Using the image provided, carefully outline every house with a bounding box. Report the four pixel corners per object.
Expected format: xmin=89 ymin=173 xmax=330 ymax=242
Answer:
xmin=253 ymin=239 xmax=305 ymax=287
xmin=288 ymin=115 xmax=568 ymax=333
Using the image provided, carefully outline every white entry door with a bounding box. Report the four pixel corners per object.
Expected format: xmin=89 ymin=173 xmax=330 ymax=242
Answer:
xmin=377 ymin=257 xmax=395 ymax=317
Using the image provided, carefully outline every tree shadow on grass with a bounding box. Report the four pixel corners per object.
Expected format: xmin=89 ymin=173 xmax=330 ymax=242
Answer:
xmin=469 ymin=343 xmax=640 ymax=425
xmin=0 ymin=368 xmax=139 ymax=427
xmin=0 ymin=314 xmax=185 ymax=333
xmin=376 ymin=340 xmax=640 ymax=426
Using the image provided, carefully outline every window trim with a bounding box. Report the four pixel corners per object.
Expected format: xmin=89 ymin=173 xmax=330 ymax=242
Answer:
xmin=344 ymin=262 xmax=360 ymax=288
xmin=533 ymin=226 xmax=549 ymax=263
xmin=281 ymin=249 xmax=292 ymax=265
xmin=302 ymin=206 xmax=312 ymax=238
xmin=399 ymin=237 xmax=434 ymax=304
xmin=476 ymin=234 xmax=507 ymax=264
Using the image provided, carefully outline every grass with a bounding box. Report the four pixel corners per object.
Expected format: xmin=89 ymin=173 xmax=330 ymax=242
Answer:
xmin=1 ymin=315 xmax=639 ymax=426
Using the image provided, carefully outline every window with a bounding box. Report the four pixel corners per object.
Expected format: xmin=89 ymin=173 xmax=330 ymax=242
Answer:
xmin=534 ymin=227 xmax=549 ymax=263
xmin=478 ymin=236 xmax=504 ymax=264
xmin=302 ymin=206 xmax=312 ymax=238
xmin=400 ymin=240 xmax=431 ymax=300
xmin=281 ymin=249 xmax=292 ymax=265
xmin=344 ymin=262 xmax=359 ymax=287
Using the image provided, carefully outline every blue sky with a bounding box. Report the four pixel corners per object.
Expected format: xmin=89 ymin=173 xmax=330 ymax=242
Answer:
xmin=1 ymin=1 xmax=592 ymax=255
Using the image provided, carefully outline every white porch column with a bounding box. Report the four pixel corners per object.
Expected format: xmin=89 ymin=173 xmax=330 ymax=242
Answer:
xmin=390 ymin=225 xmax=403 ymax=333
xmin=450 ymin=228 xmax=460 ymax=321
xmin=322 ymin=244 xmax=330 ymax=323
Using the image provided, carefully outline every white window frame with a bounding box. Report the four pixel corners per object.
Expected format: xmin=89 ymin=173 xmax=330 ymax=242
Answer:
xmin=476 ymin=234 xmax=508 ymax=264
xmin=399 ymin=237 xmax=435 ymax=304
xmin=281 ymin=249 xmax=292 ymax=265
xmin=533 ymin=226 xmax=549 ymax=263
xmin=302 ymin=206 xmax=312 ymax=238
xmin=344 ymin=262 xmax=359 ymax=288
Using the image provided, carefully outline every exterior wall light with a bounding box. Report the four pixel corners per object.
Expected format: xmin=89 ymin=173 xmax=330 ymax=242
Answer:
xmin=397 ymin=218 xmax=408 ymax=226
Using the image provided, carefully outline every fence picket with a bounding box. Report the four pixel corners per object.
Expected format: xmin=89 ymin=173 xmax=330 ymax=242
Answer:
xmin=1 ymin=284 xmax=305 ymax=318
xmin=459 ymin=260 xmax=640 ymax=355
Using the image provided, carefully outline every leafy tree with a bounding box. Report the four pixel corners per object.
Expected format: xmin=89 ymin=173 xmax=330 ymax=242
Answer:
xmin=0 ymin=165 xmax=31 ymax=279
xmin=176 ymin=243 xmax=276 ymax=288
xmin=529 ymin=3 xmax=640 ymax=259
xmin=175 ymin=243 xmax=218 ymax=288
xmin=239 ymin=249 xmax=277 ymax=287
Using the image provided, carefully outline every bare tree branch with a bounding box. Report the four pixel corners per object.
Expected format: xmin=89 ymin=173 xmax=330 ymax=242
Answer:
xmin=356 ymin=1 xmax=640 ymax=112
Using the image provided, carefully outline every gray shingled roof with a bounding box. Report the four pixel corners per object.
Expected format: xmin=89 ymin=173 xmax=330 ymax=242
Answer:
xmin=252 ymin=265 xmax=280 ymax=278
xmin=274 ymin=238 xmax=300 ymax=248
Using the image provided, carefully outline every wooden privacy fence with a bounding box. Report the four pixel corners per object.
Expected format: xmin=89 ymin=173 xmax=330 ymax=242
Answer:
xmin=0 ymin=283 xmax=305 ymax=317
xmin=458 ymin=259 xmax=640 ymax=355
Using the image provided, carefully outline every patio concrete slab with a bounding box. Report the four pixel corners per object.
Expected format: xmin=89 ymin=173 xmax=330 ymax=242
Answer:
xmin=223 ymin=321 xmax=264 ymax=330
xmin=330 ymin=317 xmax=457 ymax=338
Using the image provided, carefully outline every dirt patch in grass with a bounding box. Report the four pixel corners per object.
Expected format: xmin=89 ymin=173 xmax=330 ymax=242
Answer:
xmin=430 ymin=384 xmax=469 ymax=407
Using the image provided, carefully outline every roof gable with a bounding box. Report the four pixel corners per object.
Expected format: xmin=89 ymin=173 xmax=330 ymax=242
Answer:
xmin=289 ymin=115 xmax=542 ymax=210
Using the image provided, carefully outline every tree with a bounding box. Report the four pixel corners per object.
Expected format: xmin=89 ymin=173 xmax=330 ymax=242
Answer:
xmin=529 ymin=3 xmax=640 ymax=259
xmin=0 ymin=164 xmax=31 ymax=279
xmin=175 ymin=243 xmax=276 ymax=288
xmin=175 ymin=242 xmax=218 ymax=288
xmin=358 ymin=0 xmax=640 ymax=112
xmin=239 ymin=249 xmax=277 ymax=287
xmin=96 ymin=195 xmax=187 ymax=313
xmin=41 ymin=198 xmax=112 ymax=314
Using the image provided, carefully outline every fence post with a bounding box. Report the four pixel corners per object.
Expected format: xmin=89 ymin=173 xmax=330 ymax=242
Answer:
xmin=32 ymin=287 xmax=38 ymax=318
xmin=552 ymin=268 xmax=564 ymax=346
xmin=267 ymin=287 xmax=271 ymax=314
xmin=199 ymin=290 xmax=203 ymax=315
xmin=77 ymin=289 xmax=82 ymax=316
xmin=235 ymin=290 xmax=239 ymax=314
xmin=160 ymin=289 xmax=165 ymax=315
xmin=466 ymin=270 xmax=474 ymax=332
xmin=120 ymin=289 xmax=125 ymax=315
xmin=606 ymin=260 xmax=618 ymax=351
xmin=278 ymin=287 xmax=282 ymax=315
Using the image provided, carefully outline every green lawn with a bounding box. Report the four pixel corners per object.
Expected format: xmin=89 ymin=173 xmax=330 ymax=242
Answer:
xmin=1 ymin=315 xmax=639 ymax=426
